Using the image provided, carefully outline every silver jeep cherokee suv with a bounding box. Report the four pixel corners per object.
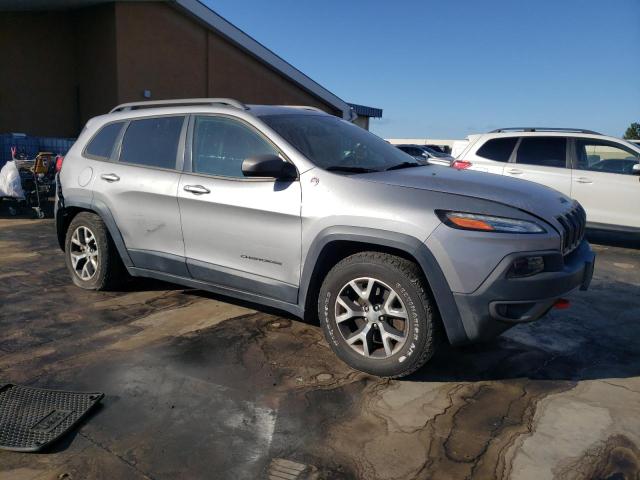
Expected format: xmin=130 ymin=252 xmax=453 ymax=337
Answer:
xmin=56 ymin=98 xmax=595 ymax=378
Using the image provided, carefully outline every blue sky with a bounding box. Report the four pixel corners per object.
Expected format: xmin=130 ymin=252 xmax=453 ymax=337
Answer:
xmin=204 ymin=0 xmax=639 ymax=139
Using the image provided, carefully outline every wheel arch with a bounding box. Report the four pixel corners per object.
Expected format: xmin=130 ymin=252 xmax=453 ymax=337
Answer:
xmin=56 ymin=199 xmax=133 ymax=267
xmin=299 ymin=227 xmax=469 ymax=345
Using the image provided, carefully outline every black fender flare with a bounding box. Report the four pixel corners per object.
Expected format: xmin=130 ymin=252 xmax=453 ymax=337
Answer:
xmin=57 ymin=197 xmax=133 ymax=267
xmin=298 ymin=226 xmax=469 ymax=345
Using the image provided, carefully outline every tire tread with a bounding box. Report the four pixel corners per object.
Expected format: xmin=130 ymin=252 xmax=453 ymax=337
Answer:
xmin=319 ymin=251 xmax=439 ymax=378
xmin=64 ymin=212 xmax=124 ymax=291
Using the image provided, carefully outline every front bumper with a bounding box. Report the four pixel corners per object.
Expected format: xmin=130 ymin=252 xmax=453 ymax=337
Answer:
xmin=452 ymin=240 xmax=595 ymax=343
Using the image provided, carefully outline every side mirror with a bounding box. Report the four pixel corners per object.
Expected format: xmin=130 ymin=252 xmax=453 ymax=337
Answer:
xmin=633 ymin=163 xmax=640 ymax=175
xmin=242 ymin=154 xmax=297 ymax=180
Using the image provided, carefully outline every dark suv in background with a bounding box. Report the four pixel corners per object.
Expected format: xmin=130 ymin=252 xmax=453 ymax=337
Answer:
xmin=395 ymin=144 xmax=454 ymax=166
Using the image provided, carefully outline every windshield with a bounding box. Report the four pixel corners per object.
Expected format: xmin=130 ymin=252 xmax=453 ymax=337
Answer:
xmin=261 ymin=114 xmax=421 ymax=172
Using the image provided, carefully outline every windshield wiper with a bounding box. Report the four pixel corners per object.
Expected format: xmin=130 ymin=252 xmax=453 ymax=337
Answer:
xmin=385 ymin=162 xmax=423 ymax=171
xmin=326 ymin=166 xmax=378 ymax=173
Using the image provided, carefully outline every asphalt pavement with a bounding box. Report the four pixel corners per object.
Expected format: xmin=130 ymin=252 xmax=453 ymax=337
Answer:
xmin=1 ymin=218 xmax=639 ymax=480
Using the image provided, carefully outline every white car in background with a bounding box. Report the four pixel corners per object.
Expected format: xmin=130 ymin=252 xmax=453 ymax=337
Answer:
xmin=453 ymin=128 xmax=640 ymax=233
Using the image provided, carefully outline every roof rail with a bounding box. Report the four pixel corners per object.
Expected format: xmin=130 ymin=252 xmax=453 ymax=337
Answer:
xmin=489 ymin=127 xmax=601 ymax=135
xmin=109 ymin=98 xmax=247 ymax=113
xmin=279 ymin=105 xmax=327 ymax=114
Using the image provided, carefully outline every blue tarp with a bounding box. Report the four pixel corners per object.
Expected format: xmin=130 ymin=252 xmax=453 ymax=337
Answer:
xmin=0 ymin=133 xmax=76 ymax=169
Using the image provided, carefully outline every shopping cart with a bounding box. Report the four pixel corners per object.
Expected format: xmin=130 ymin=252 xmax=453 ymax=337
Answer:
xmin=20 ymin=152 xmax=56 ymax=218
xmin=1 ymin=151 xmax=56 ymax=218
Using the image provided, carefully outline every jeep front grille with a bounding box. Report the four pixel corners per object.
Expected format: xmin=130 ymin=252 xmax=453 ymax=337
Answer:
xmin=556 ymin=204 xmax=586 ymax=255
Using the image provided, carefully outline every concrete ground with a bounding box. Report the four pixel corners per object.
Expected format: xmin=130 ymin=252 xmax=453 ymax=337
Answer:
xmin=1 ymin=218 xmax=639 ymax=480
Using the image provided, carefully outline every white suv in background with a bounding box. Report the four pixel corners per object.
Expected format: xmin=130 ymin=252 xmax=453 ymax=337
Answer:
xmin=453 ymin=128 xmax=640 ymax=233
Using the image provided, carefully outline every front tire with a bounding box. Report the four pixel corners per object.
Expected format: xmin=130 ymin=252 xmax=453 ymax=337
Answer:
xmin=64 ymin=212 xmax=124 ymax=290
xmin=318 ymin=252 xmax=438 ymax=378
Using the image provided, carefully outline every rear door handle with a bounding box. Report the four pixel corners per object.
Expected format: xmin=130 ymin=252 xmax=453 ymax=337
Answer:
xmin=184 ymin=184 xmax=210 ymax=195
xmin=100 ymin=173 xmax=120 ymax=182
xmin=575 ymin=177 xmax=593 ymax=184
xmin=506 ymin=168 xmax=523 ymax=175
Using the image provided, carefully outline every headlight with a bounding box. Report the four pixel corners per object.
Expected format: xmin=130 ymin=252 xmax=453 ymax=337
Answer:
xmin=436 ymin=211 xmax=546 ymax=234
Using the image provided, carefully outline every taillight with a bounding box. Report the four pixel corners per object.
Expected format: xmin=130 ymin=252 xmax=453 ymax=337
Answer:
xmin=452 ymin=160 xmax=472 ymax=170
xmin=55 ymin=155 xmax=64 ymax=172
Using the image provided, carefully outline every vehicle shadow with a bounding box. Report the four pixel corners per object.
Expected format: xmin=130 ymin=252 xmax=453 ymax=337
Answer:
xmin=407 ymin=295 xmax=640 ymax=383
xmin=0 ymin=197 xmax=55 ymax=219
xmin=184 ymin=280 xmax=640 ymax=384
xmin=116 ymin=276 xmax=187 ymax=293
xmin=113 ymin=238 xmax=640 ymax=386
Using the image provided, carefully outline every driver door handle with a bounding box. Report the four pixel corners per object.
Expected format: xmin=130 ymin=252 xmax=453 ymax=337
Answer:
xmin=100 ymin=173 xmax=120 ymax=182
xmin=184 ymin=184 xmax=210 ymax=195
xmin=575 ymin=177 xmax=593 ymax=184
xmin=506 ymin=168 xmax=523 ymax=175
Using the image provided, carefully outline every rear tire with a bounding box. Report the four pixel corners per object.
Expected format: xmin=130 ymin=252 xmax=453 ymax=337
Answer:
xmin=64 ymin=212 xmax=124 ymax=290
xmin=318 ymin=251 xmax=438 ymax=378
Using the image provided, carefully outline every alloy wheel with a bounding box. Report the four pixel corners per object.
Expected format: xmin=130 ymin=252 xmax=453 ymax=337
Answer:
xmin=69 ymin=226 xmax=99 ymax=281
xmin=334 ymin=277 xmax=409 ymax=359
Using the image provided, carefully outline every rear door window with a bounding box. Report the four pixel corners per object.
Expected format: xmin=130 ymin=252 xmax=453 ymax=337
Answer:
xmin=515 ymin=137 xmax=567 ymax=168
xmin=119 ymin=116 xmax=184 ymax=169
xmin=84 ymin=122 xmax=125 ymax=160
xmin=476 ymin=137 xmax=518 ymax=162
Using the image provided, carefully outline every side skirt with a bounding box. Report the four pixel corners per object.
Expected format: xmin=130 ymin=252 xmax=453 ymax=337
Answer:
xmin=127 ymin=267 xmax=304 ymax=318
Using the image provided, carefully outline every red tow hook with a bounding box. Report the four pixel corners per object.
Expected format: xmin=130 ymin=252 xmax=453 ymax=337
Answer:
xmin=553 ymin=298 xmax=571 ymax=310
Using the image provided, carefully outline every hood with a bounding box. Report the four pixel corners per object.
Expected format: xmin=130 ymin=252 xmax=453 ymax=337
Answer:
xmin=358 ymin=166 xmax=574 ymax=220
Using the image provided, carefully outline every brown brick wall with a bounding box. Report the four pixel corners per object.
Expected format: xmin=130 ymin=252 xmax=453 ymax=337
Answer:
xmin=206 ymin=30 xmax=340 ymax=115
xmin=114 ymin=2 xmax=340 ymax=115
xmin=75 ymin=3 xmax=119 ymax=125
xmin=0 ymin=11 xmax=78 ymax=137
xmin=0 ymin=1 xmax=342 ymax=137
xmin=114 ymin=2 xmax=208 ymax=102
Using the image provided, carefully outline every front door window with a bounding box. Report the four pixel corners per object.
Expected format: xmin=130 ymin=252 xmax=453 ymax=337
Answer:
xmin=192 ymin=116 xmax=279 ymax=178
xmin=575 ymin=139 xmax=640 ymax=175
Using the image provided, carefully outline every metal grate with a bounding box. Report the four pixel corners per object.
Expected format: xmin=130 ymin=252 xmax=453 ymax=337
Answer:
xmin=0 ymin=384 xmax=103 ymax=452
xmin=557 ymin=204 xmax=587 ymax=255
